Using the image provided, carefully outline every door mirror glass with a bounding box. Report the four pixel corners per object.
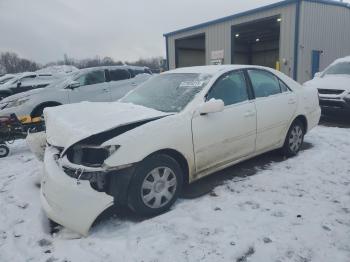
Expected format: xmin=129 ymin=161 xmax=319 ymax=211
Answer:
xmin=199 ymin=99 xmax=224 ymax=115
xmin=68 ymin=81 xmax=80 ymax=89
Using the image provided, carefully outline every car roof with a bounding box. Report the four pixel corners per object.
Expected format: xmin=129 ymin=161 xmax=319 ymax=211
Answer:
xmin=164 ymin=65 xmax=271 ymax=75
xmin=79 ymin=65 xmax=149 ymax=73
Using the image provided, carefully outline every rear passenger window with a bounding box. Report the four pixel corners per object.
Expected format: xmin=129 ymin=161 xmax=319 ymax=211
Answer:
xmin=207 ymin=71 xmax=249 ymax=106
xmin=109 ymin=69 xmax=130 ymax=81
xmin=248 ymin=70 xmax=281 ymax=98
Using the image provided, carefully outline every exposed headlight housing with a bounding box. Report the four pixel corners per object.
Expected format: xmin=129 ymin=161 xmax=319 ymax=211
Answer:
xmin=66 ymin=144 xmax=120 ymax=167
xmin=6 ymin=97 xmax=30 ymax=108
xmin=63 ymin=166 xmax=107 ymax=192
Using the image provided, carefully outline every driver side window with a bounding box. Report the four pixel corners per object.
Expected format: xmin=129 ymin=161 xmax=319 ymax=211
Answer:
xmin=76 ymin=71 xmax=105 ymax=87
xmin=207 ymin=71 xmax=249 ymax=106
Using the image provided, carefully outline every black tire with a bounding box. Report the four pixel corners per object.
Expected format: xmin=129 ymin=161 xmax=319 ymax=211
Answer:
xmin=31 ymin=106 xmax=46 ymax=118
xmin=31 ymin=103 xmax=61 ymax=118
xmin=0 ymin=144 xmax=10 ymax=158
xmin=128 ymin=154 xmax=183 ymax=217
xmin=282 ymin=120 xmax=305 ymax=157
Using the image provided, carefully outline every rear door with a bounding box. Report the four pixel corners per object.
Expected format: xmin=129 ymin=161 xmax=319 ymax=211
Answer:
xmin=192 ymin=70 xmax=257 ymax=174
xmin=247 ymin=69 xmax=297 ymax=152
xmin=68 ymin=70 xmax=111 ymax=103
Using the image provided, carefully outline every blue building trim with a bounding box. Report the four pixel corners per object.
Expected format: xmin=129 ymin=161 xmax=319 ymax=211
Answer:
xmin=293 ymin=0 xmax=301 ymax=81
xmin=163 ymin=0 xmax=350 ymax=37
xmin=304 ymin=0 xmax=350 ymax=9
xmin=163 ymin=0 xmax=296 ymax=37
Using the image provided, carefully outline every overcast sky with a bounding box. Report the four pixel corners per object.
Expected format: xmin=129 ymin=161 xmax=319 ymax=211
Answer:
xmin=0 ymin=0 xmax=348 ymax=64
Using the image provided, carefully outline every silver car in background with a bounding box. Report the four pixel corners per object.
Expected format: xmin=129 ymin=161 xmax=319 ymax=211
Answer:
xmin=0 ymin=65 xmax=152 ymax=118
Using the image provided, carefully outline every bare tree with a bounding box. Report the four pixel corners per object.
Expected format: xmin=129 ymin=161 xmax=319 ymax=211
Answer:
xmin=0 ymin=52 xmax=40 ymax=73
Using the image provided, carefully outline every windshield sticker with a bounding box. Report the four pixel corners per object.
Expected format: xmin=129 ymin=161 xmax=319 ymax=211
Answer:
xmin=179 ymin=81 xmax=206 ymax=88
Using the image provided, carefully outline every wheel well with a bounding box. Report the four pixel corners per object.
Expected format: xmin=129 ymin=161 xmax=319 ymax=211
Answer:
xmin=151 ymin=149 xmax=190 ymax=185
xmin=294 ymin=115 xmax=308 ymax=133
xmin=31 ymin=102 xmax=61 ymax=117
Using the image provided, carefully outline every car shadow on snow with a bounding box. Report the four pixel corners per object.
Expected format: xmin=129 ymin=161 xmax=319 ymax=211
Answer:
xmin=319 ymin=111 xmax=350 ymax=128
xmin=88 ymin=141 xmax=314 ymax=233
xmin=181 ymin=141 xmax=313 ymax=199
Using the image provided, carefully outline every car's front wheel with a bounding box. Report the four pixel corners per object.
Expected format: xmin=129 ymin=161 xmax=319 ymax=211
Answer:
xmin=0 ymin=144 xmax=10 ymax=158
xmin=128 ymin=154 xmax=183 ymax=216
xmin=282 ymin=120 xmax=305 ymax=157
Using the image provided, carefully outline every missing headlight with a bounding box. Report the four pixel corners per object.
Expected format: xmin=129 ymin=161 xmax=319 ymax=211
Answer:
xmin=66 ymin=145 xmax=119 ymax=167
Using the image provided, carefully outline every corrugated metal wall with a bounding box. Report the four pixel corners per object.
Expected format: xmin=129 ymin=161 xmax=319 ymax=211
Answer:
xmin=298 ymin=1 xmax=350 ymax=83
xmin=167 ymin=4 xmax=297 ymax=78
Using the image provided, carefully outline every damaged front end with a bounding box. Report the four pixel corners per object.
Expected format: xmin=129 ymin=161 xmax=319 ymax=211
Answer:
xmin=41 ymin=116 xmax=169 ymax=235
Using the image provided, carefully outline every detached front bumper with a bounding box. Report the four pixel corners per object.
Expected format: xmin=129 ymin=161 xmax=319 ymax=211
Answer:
xmin=41 ymin=147 xmax=114 ymax=236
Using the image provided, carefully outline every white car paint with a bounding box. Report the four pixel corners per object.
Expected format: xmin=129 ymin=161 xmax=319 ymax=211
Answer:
xmin=41 ymin=65 xmax=321 ymax=236
xmin=304 ymin=56 xmax=350 ymax=111
xmin=0 ymin=66 xmax=151 ymax=118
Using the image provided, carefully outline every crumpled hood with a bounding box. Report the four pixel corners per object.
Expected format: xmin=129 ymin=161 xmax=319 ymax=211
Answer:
xmin=44 ymin=101 xmax=170 ymax=149
xmin=304 ymin=75 xmax=350 ymax=91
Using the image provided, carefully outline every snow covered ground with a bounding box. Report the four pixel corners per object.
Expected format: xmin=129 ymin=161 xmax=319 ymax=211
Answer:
xmin=0 ymin=125 xmax=349 ymax=262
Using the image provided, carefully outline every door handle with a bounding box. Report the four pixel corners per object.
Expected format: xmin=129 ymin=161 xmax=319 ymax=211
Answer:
xmin=244 ymin=111 xmax=255 ymax=118
xmin=131 ymin=82 xmax=137 ymax=86
xmin=102 ymin=88 xmax=109 ymax=93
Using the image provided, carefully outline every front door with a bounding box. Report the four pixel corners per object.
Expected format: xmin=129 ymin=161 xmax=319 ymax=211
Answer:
xmin=68 ymin=70 xmax=111 ymax=103
xmin=192 ymin=70 xmax=257 ymax=174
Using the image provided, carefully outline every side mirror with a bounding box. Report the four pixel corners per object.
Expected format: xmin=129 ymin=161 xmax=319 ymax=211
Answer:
xmin=17 ymin=82 xmax=22 ymax=88
xmin=68 ymin=81 xmax=80 ymax=89
xmin=198 ymin=99 xmax=224 ymax=115
xmin=314 ymin=72 xmax=321 ymax=78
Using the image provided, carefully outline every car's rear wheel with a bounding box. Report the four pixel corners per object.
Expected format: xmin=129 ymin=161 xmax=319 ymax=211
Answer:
xmin=282 ymin=120 xmax=305 ymax=157
xmin=0 ymin=144 xmax=10 ymax=158
xmin=128 ymin=154 xmax=183 ymax=216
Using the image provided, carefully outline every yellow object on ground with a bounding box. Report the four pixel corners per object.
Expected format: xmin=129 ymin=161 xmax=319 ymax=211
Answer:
xmin=18 ymin=116 xmax=42 ymax=124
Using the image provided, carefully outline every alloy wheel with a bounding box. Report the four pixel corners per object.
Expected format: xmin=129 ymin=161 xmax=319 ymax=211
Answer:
xmin=288 ymin=125 xmax=303 ymax=153
xmin=141 ymin=167 xmax=177 ymax=209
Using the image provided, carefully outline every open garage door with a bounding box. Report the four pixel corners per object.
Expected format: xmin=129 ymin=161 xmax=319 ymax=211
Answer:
xmin=175 ymin=34 xmax=205 ymax=68
xmin=231 ymin=16 xmax=281 ymax=69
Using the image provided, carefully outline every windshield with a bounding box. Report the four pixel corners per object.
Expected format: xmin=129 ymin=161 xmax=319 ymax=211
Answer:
xmin=121 ymin=73 xmax=212 ymax=113
xmin=323 ymin=62 xmax=350 ymax=76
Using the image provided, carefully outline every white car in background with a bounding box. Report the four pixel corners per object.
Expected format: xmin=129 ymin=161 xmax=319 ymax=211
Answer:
xmin=0 ymin=66 xmax=152 ymax=119
xmin=41 ymin=65 xmax=321 ymax=236
xmin=304 ymin=56 xmax=350 ymax=112
xmin=0 ymin=74 xmax=16 ymax=85
xmin=0 ymin=72 xmax=64 ymax=100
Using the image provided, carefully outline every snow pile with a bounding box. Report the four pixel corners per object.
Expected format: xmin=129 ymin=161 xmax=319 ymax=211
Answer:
xmin=0 ymin=126 xmax=350 ymax=261
xmin=36 ymin=65 xmax=79 ymax=76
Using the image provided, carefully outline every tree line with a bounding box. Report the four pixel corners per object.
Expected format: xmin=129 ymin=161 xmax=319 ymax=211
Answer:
xmin=0 ymin=52 xmax=165 ymax=75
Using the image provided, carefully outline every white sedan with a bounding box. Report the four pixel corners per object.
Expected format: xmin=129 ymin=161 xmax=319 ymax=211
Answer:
xmin=41 ymin=65 xmax=321 ymax=236
xmin=304 ymin=56 xmax=350 ymax=112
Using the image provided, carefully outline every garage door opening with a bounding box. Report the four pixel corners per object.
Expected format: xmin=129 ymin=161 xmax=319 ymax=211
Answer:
xmin=231 ymin=16 xmax=281 ymax=69
xmin=175 ymin=34 xmax=205 ymax=68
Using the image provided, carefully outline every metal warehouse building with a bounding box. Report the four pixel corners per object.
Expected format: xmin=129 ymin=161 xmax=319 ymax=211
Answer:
xmin=164 ymin=0 xmax=350 ymax=83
